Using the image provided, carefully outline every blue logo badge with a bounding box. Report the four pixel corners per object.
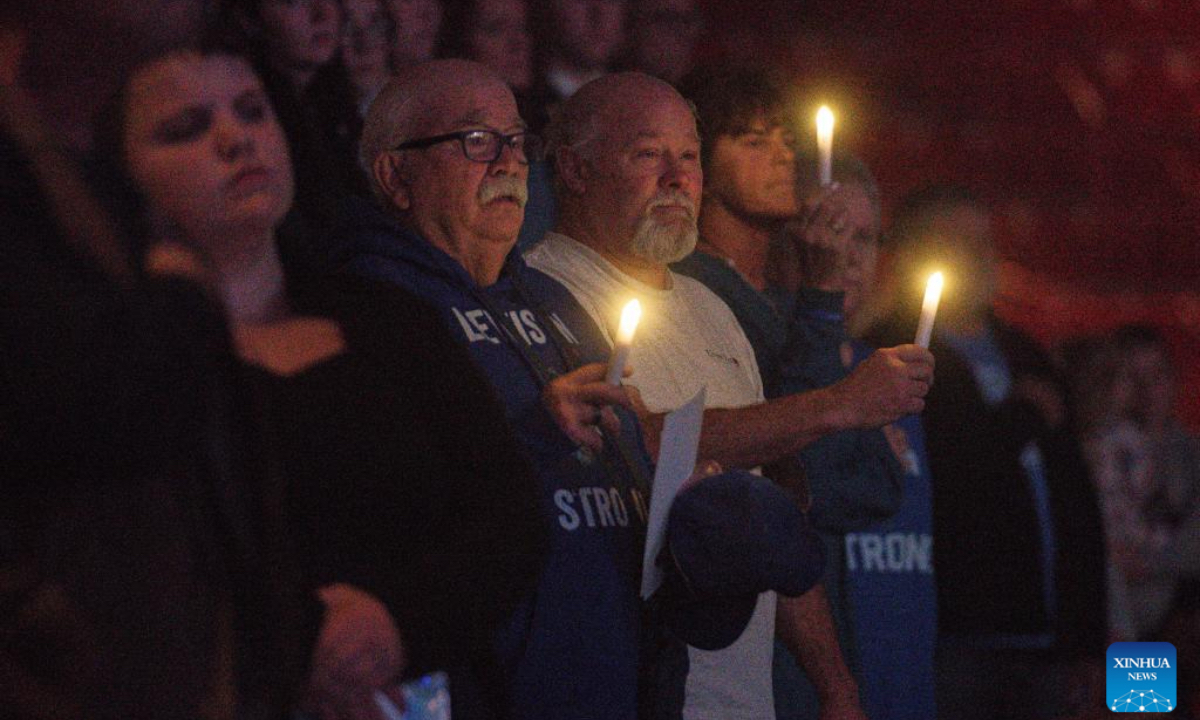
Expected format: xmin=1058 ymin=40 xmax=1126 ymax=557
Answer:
xmin=1107 ymin=642 xmax=1177 ymax=712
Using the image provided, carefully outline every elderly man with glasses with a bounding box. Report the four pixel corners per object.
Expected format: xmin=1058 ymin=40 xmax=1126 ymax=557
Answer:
xmin=334 ymin=59 xmax=656 ymax=720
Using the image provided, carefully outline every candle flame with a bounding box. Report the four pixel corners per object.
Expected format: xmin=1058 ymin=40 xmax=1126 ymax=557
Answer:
xmin=927 ymin=271 xmax=944 ymax=296
xmin=816 ymin=106 xmax=835 ymax=135
xmin=616 ymin=299 xmax=642 ymax=345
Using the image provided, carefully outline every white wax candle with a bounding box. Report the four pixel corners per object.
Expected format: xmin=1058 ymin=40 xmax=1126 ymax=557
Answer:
xmin=606 ymin=299 xmax=642 ymax=385
xmin=914 ymin=272 xmax=944 ymax=348
xmin=816 ymin=106 xmax=835 ymax=187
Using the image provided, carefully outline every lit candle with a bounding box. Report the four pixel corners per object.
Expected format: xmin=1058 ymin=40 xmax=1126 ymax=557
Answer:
xmin=914 ymin=272 xmax=944 ymax=348
xmin=816 ymin=106 xmax=835 ymax=187
xmin=606 ymin=299 xmax=642 ymax=385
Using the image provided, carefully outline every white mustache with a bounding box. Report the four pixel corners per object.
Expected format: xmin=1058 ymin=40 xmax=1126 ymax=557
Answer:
xmin=646 ymin=191 xmax=696 ymax=218
xmin=478 ymin=177 xmax=528 ymax=207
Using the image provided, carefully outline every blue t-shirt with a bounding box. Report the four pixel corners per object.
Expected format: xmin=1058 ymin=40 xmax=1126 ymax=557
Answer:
xmin=339 ymin=200 xmax=649 ymax=720
xmin=843 ymin=340 xmax=937 ymax=720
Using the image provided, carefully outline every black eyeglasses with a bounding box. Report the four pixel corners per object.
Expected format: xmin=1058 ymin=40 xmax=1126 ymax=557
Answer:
xmin=392 ymin=129 xmax=544 ymax=164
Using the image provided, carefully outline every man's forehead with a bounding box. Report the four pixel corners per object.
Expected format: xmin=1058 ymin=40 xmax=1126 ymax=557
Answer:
xmin=445 ymin=106 xmax=525 ymax=129
xmin=624 ymin=125 xmax=701 ymax=144
xmin=609 ymin=97 xmax=699 ymax=143
xmin=417 ymin=83 xmax=522 ymax=131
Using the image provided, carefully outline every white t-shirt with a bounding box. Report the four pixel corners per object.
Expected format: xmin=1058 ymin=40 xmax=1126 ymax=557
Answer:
xmin=526 ymin=231 xmax=777 ymax=720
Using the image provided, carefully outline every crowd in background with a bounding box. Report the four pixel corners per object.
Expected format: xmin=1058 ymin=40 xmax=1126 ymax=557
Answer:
xmin=3 ymin=0 xmax=1200 ymax=719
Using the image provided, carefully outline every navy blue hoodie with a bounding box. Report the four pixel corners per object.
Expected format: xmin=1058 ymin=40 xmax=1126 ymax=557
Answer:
xmin=333 ymin=198 xmax=650 ymax=720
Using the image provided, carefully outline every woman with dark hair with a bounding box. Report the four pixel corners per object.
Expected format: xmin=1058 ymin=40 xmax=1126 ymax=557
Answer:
xmin=107 ymin=45 xmax=547 ymax=719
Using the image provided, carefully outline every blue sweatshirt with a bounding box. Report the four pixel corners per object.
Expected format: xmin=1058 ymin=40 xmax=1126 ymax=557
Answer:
xmin=335 ymin=199 xmax=649 ymax=720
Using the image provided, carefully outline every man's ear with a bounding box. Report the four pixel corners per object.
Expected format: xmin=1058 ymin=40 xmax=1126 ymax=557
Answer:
xmin=373 ymin=152 xmax=412 ymax=211
xmin=555 ymin=145 xmax=590 ymax=195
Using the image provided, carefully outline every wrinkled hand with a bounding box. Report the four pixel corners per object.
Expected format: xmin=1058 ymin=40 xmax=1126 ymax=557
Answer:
xmin=542 ymin=362 xmax=632 ymax=453
xmin=304 ymin=584 xmax=405 ymax=720
xmin=832 ymin=344 xmax=934 ymax=429
xmin=790 ymin=184 xmax=853 ymax=292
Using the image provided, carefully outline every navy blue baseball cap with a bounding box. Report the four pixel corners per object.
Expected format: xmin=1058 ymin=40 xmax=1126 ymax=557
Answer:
xmin=654 ymin=470 xmax=825 ymax=651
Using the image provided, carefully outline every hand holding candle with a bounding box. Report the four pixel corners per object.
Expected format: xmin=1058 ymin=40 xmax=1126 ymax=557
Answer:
xmin=816 ymin=106 xmax=835 ymax=187
xmin=606 ymin=299 xmax=642 ymax=385
xmin=914 ymin=272 xmax=944 ymax=348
